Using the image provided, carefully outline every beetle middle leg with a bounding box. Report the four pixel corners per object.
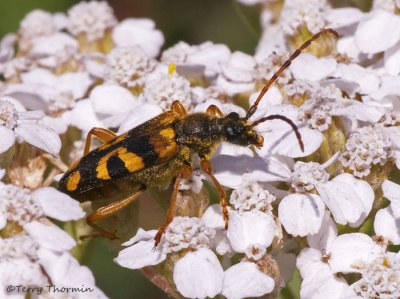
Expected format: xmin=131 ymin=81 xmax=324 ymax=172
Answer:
xmin=200 ymin=159 xmax=229 ymax=229
xmin=154 ymin=164 xmax=193 ymax=247
xmin=171 ymin=100 xmax=188 ymax=117
xmin=84 ymin=128 xmax=117 ymax=154
xmin=206 ymin=105 xmax=224 ymax=117
xmin=86 ymin=187 xmax=145 ymax=240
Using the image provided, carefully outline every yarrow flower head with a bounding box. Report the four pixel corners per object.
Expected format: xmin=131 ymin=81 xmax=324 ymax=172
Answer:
xmin=18 ymin=10 xmax=56 ymax=52
xmin=0 ymin=184 xmax=43 ymax=226
xmin=140 ymin=70 xmax=191 ymax=110
xmin=352 ymin=253 xmax=400 ymax=298
xmin=163 ymin=216 xmax=215 ymax=253
xmin=230 ymin=181 xmax=276 ymax=214
xmin=67 ymin=1 xmax=117 ymax=42
xmin=0 ymin=97 xmax=61 ymax=155
xmin=291 ymin=161 xmax=329 ymax=193
xmin=280 ymin=0 xmax=328 ymax=35
xmin=340 ymin=125 xmax=393 ymax=178
xmin=106 ymin=46 xmax=155 ymax=87
xmin=298 ymin=97 xmax=333 ymax=132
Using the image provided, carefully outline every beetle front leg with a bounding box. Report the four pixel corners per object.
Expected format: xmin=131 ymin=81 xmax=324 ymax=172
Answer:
xmin=84 ymin=128 xmax=117 ymax=155
xmin=171 ymin=100 xmax=188 ymax=118
xmin=154 ymin=164 xmax=193 ymax=247
xmin=206 ymin=105 xmax=224 ymax=118
xmin=200 ymin=159 xmax=229 ymax=229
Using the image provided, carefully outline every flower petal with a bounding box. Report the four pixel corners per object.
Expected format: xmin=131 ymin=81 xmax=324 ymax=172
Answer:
xmin=328 ymin=233 xmax=383 ymax=273
xmin=290 ymin=54 xmax=337 ymax=81
xmin=227 ymin=210 xmax=275 ymax=252
xmin=90 ymin=84 xmax=139 ymax=117
xmin=32 ymin=187 xmax=85 ymax=221
xmin=385 ymin=41 xmax=400 ymax=75
xmin=374 ymin=207 xmax=400 ymax=245
xmin=202 ymin=204 xmax=225 ymax=229
xmin=112 ymin=18 xmax=164 ymax=58
xmin=115 ymin=237 xmax=166 ymax=269
xmin=278 ymin=193 xmax=325 ymax=237
xmin=14 ymin=123 xmax=61 ymax=155
xmin=355 ymin=10 xmax=400 ymax=54
xmin=316 ymin=173 xmax=374 ymax=227
xmin=24 ymin=220 xmax=76 ymax=252
xmin=0 ymin=126 xmax=15 ymax=154
xmin=307 ymin=211 xmax=338 ymax=251
xmin=222 ymin=262 xmax=274 ymax=299
xmin=173 ymin=248 xmax=223 ymax=299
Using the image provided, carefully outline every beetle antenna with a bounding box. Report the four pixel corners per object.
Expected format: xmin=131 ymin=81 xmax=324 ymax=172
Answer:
xmin=245 ymin=28 xmax=339 ymax=120
xmin=250 ymin=114 xmax=304 ymax=152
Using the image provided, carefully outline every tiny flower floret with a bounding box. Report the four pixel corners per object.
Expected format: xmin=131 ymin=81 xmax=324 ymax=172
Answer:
xmin=245 ymin=244 xmax=267 ymax=260
xmin=107 ymin=46 xmax=155 ymax=87
xmin=0 ymin=100 xmax=18 ymax=129
xmin=67 ymin=1 xmax=117 ymax=41
xmin=230 ymin=181 xmax=276 ymax=213
xmin=353 ymin=253 xmax=400 ymax=298
xmin=291 ymin=161 xmax=329 ymax=192
xmin=298 ymin=97 xmax=333 ymax=132
xmin=340 ymin=125 xmax=392 ymax=178
xmin=162 ymin=216 xmax=215 ymax=253
xmin=252 ymin=51 xmax=291 ymax=85
xmin=0 ymin=184 xmax=43 ymax=226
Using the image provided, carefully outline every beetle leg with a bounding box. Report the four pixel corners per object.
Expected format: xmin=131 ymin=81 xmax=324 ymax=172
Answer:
xmin=171 ymin=100 xmax=187 ymax=117
xmin=200 ymin=159 xmax=229 ymax=229
xmin=154 ymin=164 xmax=192 ymax=247
xmin=206 ymin=105 xmax=224 ymax=118
xmin=84 ymin=128 xmax=117 ymax=155
xmin=85 ymin=187 xmax=145 ymax=240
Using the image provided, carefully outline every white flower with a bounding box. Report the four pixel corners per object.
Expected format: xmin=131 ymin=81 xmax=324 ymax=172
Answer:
xmin=67 ymin=1 xmax=117 ymax=41
xmin=230 ymin=181 xmax=275 ymax=214
xmin=18 ymin=10 xmax=57 ymax=52
xmin=161 ymin=41 xmax=196 ymax=64
xmin=227 ymin=210 xmax=276 ymax=253
xmin=374 ymin=180 xmax=400 ymax=244
xmin=173 ymin=248 xmax=224 ymax=299
xmin=140 ymin=70 xmax=191 ymax=110
xmin=106 ymin=46 xmax=155 ymax=87
xmin=316 ymin=173 xmax=374 ymax=227
xmin=112 ymin=18 xmax=164 ymax=58
xmin=251 ymin=104 xmax=323 ymax=158
xmin=355 ymin=9 xmax=400 ymax=55
xmin=0 ymin=182 xmax=85 ymax=230
xmin=221 ymin=262 xmax=275 ymax=299
xmin=297 ymin=233 xmax=386 ymax=299
xmin=217 ymin=51 xmax=255 ymax=95
xmin=29 ymin=32 xmax=79 ymax=69
xmin=340 ymin=125 xmax=392 ymax=178
xmin=279 ymin=193 xmax=325 ymax=237
xmin=290 ymin=161 xmax=329 ymax=193
xmin=162 ymin=216 xmax=216 ymax=253
xmin=0 ymin=97 xmax=61 ymax=155
xmin=0 ymin=234 xmax=107 ymax=299
xmin=352 ymin=252 xmax=400 ymax=298
xmin=280 ymin=0 xmax=328 ymax=35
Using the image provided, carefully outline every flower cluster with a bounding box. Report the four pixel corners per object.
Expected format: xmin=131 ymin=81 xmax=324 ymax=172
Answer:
xmin=1 ymin=0 xmax=400 ymax=298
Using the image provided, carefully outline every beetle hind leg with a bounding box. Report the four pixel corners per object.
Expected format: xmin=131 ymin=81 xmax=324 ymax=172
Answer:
xmin=84 ymin=187 xmax=145 ymax=240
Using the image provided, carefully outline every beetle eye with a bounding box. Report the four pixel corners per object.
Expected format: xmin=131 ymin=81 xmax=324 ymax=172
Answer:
xmin=226 ymin=126 xmax=236 ymax=137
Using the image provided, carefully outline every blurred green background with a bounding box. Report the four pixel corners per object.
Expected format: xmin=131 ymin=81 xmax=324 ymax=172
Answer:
xmin=1 ymin=0 xmax=372 ymax=298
